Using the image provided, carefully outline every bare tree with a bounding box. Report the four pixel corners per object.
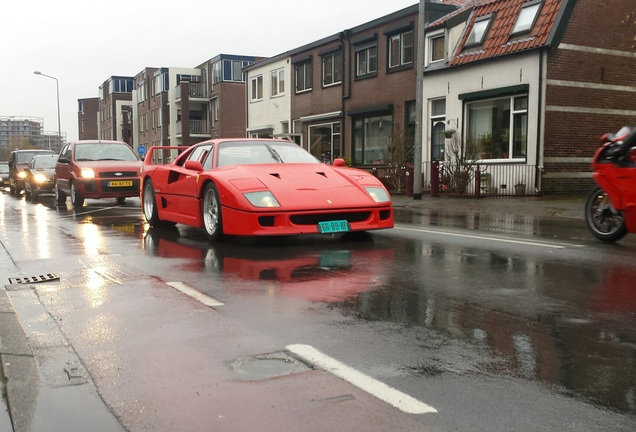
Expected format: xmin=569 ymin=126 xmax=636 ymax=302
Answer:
xmin=443 ymin=130 xmax=480 ymax=194
xmin=384 ymin=123 xmax=413 ymax=193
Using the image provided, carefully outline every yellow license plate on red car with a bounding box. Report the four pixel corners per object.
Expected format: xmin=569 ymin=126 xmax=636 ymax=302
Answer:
xmin=109 ymin=180 xmax=133 ymax=187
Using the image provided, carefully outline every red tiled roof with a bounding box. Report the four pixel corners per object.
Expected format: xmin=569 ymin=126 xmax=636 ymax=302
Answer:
xmin=432 ymin=0 xmax=566 ymax=66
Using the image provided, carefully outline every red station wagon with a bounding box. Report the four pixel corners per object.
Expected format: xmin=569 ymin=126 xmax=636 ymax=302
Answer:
xmin=54 ymin=140 xmax=142 ymax=209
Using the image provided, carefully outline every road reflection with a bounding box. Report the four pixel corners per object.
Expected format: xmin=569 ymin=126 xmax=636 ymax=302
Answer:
xmin=142 ymin=227 xmax=394 ymax=302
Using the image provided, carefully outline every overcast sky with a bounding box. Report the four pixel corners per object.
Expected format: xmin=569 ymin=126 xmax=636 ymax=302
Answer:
xmin=1 ymin=0 xmax=419 ymax=142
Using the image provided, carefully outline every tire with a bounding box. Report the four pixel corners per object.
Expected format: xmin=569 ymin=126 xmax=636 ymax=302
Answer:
xmin=116 ymin=197 xmax=126 ymax=205
xmin=143 ymin=179 xmax=162 ymax=226
xmin=55 ymin=183 xmax=67 ymax=205
xmin=70 ymin=181 xmax=84 ymax=209
xmin=585 ymin=186 xmax=628 ymax=242
xmin=202 ymin=182 xmax=224 ymax=241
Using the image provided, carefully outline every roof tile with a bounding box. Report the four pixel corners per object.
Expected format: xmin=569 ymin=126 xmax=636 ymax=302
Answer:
xmin=436 ymin=0 xmax=565 ymax=66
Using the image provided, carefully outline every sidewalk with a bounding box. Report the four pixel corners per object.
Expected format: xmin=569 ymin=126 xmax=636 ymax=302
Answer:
xmin=391 ymin=194 xmax=586 ymax=221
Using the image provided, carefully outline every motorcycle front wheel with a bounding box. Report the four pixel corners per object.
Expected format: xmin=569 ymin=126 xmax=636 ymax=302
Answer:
xmin=585 ymin=186 xmax=628 ymax=242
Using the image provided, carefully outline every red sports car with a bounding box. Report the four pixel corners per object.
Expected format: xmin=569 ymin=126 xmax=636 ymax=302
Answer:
xmin=140 ymin=138 xmax=393 ymax=240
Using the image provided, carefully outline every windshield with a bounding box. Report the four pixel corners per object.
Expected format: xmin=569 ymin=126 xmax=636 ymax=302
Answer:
xmin=0 ymin=164 xmax=8 ymax=174
xmin=217 ymin=141 xmax=319 ymax=167
xmin=32 ymin=156 xmax=57 ymax=169
xmin=16 ymin=151 xmax=52 ymax=164
xmin=75 ymin=143 xmax=138 ymax=161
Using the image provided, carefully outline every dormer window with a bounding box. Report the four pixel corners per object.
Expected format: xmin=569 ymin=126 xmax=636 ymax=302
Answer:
xmin=512 ymin=1 xmax=541 ymax=35
xmin=465 ymin=14 xmax=493 ymax=47
xmin=430 ymin=35 xmax=445 ymax=62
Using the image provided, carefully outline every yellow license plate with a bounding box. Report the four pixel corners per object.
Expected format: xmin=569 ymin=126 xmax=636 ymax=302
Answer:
xmin=109 ymin=180 xmax=133 ymax=187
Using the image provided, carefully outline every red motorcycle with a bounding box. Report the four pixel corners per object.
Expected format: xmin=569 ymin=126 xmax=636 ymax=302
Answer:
xmin=585 ymin=126 xmax=636 ymax=242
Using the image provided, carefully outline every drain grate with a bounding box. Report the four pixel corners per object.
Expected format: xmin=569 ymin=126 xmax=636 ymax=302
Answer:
xmin=8 ymin=274 xmax=60 ymax=284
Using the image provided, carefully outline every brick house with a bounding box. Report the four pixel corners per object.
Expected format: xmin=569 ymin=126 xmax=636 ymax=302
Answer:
xmin=422 ymin=0 xmax=636 ymax=194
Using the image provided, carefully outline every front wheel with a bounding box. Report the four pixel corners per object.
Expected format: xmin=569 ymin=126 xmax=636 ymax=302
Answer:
xmin=143 ymin=179 xmax=161 ymax=225
xmin=55 ymin=183 xmax=67 ymax=205
xmin=70 ymin=181 xmax=84 ymax=209
xmin=202 ymin=182 xmax=224 ymax=241
xmin=585 ymin=186 xmax=628 ymax=242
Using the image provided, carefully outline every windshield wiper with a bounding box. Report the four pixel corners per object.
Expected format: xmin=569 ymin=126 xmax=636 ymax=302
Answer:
xmin=264 ymin=145 xmax=283 ymax=163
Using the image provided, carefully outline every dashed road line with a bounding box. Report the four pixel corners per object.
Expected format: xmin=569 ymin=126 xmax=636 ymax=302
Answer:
xmin=166 ymin=281 xmax=224 ymax=307
xmin=287 ymin=344 xmax=437 ymax=415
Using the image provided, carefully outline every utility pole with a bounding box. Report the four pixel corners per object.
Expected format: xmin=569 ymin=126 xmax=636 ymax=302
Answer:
xmin=413 ymin=0 xmax=426 ymax=200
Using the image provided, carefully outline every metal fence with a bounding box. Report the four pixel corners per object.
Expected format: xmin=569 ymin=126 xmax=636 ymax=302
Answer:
xmin=373 ymin=162 xmax=542 ymax=197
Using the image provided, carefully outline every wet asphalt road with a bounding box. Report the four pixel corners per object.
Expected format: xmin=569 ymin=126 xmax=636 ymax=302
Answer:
xmin=1 ymin=191 xmax=635 ymax=432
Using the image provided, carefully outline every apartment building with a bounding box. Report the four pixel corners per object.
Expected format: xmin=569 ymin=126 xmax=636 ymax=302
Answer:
xmin=98 ymin=76 xmax=134 ymax=145
xmin=131 ymin=55 xmax=260 ymax=153
xmin=77 ymin=97 xmax=99 ymax=140
xmin=0 ymin=116 xmax=64 ymax=155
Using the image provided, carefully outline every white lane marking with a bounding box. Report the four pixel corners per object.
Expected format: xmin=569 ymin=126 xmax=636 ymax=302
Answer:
xmin=287 ymin=344 xmax=437 ymax=414
xmin=166 ymin=281 xmax=224 ymax=307
xmin=394 ymin=225 xmax=585 ymax=249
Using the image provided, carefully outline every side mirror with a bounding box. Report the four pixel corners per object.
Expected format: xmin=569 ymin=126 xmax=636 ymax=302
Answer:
xmin=184 ymin=160 xmax=204 ymax=172
xmin=57 ymin=157 xmax=69 ymax=164
xmin=333 ymin=158 xmax=346 ymax=167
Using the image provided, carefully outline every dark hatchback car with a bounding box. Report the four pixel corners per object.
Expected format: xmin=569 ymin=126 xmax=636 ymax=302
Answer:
xmin=0 ymin=162 xmax=9 ymax=191
xmin=55 ymin=140 xmax=142 ymax=209
xmin=8 ymin=149 xmax=56 ymax=195
xmin=24 ymin=154 xmax=58 ymax=200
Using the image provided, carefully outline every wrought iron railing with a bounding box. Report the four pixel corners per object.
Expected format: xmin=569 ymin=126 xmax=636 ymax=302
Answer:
xmin=366 ymin=162 xmax=542 ymax=197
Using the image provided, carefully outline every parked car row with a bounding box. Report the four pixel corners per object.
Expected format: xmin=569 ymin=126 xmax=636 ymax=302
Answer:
xmin=4 ymin=138 xmax=394 ymax=242
xmin=5 ymin=140 xmax=142 ymax=207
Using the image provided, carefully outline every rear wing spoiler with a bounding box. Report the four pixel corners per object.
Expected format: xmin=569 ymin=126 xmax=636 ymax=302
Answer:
xmin=144 ymin=146 xmax=185 ymax=166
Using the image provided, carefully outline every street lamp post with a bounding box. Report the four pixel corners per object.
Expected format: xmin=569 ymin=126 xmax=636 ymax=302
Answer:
xmin=33 ymin=71 xmax=61 ymax=149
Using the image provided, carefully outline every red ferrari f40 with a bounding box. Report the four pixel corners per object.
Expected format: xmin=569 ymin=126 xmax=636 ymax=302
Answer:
xmin=140 ymin=139 xmax=393 ymax=241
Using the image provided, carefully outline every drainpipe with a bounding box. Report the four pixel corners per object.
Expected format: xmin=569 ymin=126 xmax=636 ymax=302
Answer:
xmin=535 ymin=50 xmax=544 ymax=194
xmin=340 ymin=30 xmax=351 ymax=159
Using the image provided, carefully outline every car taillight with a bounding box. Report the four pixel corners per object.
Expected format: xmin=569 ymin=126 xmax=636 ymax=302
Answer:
xmin=629 ymin=148 xmax=636 ymax=164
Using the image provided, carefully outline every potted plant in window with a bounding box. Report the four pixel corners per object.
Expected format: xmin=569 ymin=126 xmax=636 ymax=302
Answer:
xmin=514 ymin=176 xmax=526 ymax=195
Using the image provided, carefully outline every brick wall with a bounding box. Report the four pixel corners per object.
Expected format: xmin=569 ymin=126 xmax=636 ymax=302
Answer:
xmin=543 ymin=0 xmax=636 ymax=194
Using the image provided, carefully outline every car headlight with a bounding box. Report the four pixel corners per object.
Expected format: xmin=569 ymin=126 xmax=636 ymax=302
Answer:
xmin=81 ymin=167 xmax=95 ymax=179
xmin=365 ymin=187 xmax=390 ymax=203
xmin=243 ymin=191 xmax=280 ymax=208
xmin=17 ymin=171 xmax=27 ymax=179
xmin=34 ymin=173 xmax=48 ymax=183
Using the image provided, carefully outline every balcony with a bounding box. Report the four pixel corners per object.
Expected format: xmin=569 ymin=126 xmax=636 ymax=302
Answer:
xmin=174 ymin=83 xmax=208 ymax=101
xmin=175 ymin=119 xmax=209 ymax=137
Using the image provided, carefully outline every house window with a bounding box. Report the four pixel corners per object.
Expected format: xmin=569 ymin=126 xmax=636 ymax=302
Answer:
xmin=512 ymin=1 xmax=541 ymax=35
xmin=211 ymin=98 xmax=219 ymax=125
xmin=353 ymin=114 xmax=393 ymax=165
xmin=271 ymin=69 xmax=285 ymax=97
xmin=322 ymin=52 xmax=342 ymax=87
xmin=295 ymin=61 xmax=312 ymax=93
xmin=308 ymin=122 xmax=341 ymax=162
xmin=250 ymin=75 xmax=263 ymax=101
xmin=212 ymin=61 xmax=222 ymax=84
xmin=466 ymin=15 xmax=492 ymax=47
xmin=467 ymin=95 xmax=528 ymax=160
xmin=430 ymin=35 xmax=445 ymax=63
xmin=430 ymin=99 xmax=446 ymax=162
xmin=355 ymin=43 xmax=378 ymax=78
xmin=388 ymin=31 xmax=413 ymax=69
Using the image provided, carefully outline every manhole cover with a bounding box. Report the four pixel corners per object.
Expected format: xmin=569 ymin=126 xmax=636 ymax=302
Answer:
xmin=8 ymin=274 xmax=60 ymax=284
xmin=227 ymin=351 xmax=311 ymax=381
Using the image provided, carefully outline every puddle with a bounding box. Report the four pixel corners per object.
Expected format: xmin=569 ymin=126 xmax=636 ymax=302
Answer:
xmin=227 ymin=351 xmax=310 ymax=381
